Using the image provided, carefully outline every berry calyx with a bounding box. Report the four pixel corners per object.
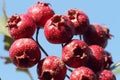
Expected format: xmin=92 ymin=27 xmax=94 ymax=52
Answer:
xmin=62 ymin=39 xmax=91 ymax=68
xmin=44 ymin=14 xmax=75 ymax=44
xmin=103 ymin=51 xmax=113 ymax=69
xmin=7 ymin=14 xmax=36 ymax=39
xmin=9 ymin=38 xmax=41 ymax=68
xmin=67 ymin=8 xmax=89 ymax=35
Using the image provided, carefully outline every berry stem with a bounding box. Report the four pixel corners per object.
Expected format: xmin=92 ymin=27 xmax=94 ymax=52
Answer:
xmin=66 ymin=74 xmax=70 ymax=79
xmin=61 ymin=44 xmax=64 ymax=48
xmin=36 ymin=27 xmax=49 ymax=56
xmin=67 ymin=67 xmax=73 ymax=72
xmin=110 ymin=61 xmax=120 ymax=70
xmin=79 ymin=35 xmax=82 ymax=40
xmin=27 ymin=69 xmax=34 ymax=80
xmin=0 ymin=56 xmax=11 ymax=63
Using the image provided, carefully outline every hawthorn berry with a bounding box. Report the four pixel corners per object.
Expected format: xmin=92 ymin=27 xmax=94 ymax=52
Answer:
xmin=62 ymin=39 xmax=91 ymax=68
xmin=83 ymin=24 xmax=112 ymax=48
xmin=9 ymin=38 xmax=41 ymax=68
xmin=98 ymin=69 xmax=116 ymax=80
xmin=44 ymin=14 xmax=75 ymax=44
xmin=26 ymin=1 xmax=55 ymax=27
xmin=67 ymin=8 xmax=89 ymax=35
xmin=70 ymin=66 xmax=97 ymax=80
xmin=37 ymin=56 xmax=67 ymax=80
xmin=7 ymin=14 xmax=36 ymax=40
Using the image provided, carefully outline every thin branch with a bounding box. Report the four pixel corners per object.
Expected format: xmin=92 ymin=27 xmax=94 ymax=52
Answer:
xmin=36 ymin=27 xmax=48 ymax=56
xmin=79 ymin=35 xmax=82 ymax=40
xmin=66 ymin=74 xmax=70 ymax=79
xmin=28 ymin=69 xmax=34 ymax=80
xmin=67 ymin=67 xmax=73 ymax=72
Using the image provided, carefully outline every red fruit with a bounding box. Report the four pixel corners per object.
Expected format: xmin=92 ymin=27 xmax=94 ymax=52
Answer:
xmin=26 ymin=2 xmax=55 ymax=27
xmin=62 ymin=39 xmax=91 ymax=68
xmin=7 ymin=14 xmax=36 ymax=39
xmin=44 ymin=14 xmax=75 ymax=44
xmin=88 ymin=45 xmax=106 ymax=73
xmin=70 ymin=66 xmax=97 ymax=80
xmin=103 ymin=51 xmax=113 ymax=69
xmin=83 ymin=24 xmax=112 ymax=48
xmin=9 ymin=38 xmax=41 ymax=68
xmin=67 ymin=8 xmax=89 ymax=35
xmin=37 ymin=56 xmax=67 ymax=80
xmin=98 ymin=69 xmax=116 ymax=80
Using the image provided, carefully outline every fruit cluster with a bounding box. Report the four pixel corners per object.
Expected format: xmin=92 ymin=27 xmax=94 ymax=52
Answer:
xmin=7 ymin=1 xmax=116 ymax=80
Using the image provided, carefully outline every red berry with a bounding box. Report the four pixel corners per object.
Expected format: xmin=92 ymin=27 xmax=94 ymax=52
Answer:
xmin=70 ymin=66 xmax=97 ymax=80
xmin=83 ymin=24 xmax=112 ymax=48
xmin=88 ymin=45 xmax=106 ymax=73
xmin=26 ymin=1 xmax=55 ymax=27
xmin=37 ymin=56 xmax=67 ymax=80
xmin=44 ymin=14 xmax=75 ymax=44
xmin=7 ymin=14 xmax=36 ymax=39
xmin=67 ymin=8 xmax=89 ymax=35
xmin=62 ymin=39 xmax=91 ymax=68
xmin=98 ymin=69 xmax=116 ymax=80
xmin=9 ymin=38 xmax=41 ymax=68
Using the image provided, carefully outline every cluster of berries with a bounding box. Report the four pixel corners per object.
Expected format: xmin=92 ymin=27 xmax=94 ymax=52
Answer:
xmin=7 ymin=1 xmax=116 ymax=80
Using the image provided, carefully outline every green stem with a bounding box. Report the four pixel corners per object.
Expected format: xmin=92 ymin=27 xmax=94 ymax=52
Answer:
xmin=27 ymin=69 xmax=34 ymax=80
xmin=110 ymin=61 xmax=120 ymax=70
xmin=16 ymin=68 xmax=34 ymax=80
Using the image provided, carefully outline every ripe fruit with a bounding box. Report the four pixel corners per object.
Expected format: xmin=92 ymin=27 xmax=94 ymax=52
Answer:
xmin=70 ymin=66 xmax=97 ymax=80
xmin=44 ymin=14 xmax=75 ymax=44
xmin=26 ymin=1 xmax=55 ymax=27
xmin=6 ymin=1 xmax=117 ymax=80
xmin=88 ymin=45 xmax=106 ymax=73
xmin=7 ymin=14 xmax=36 ymax=39
xmin=9 ymin=38 xmax=41 ymax=68
xmin=62 ymin=39 xmax=91 ymax=68
xmin=83 ymin=24 xmax=112 ymax=48
xmin=67 ymin=8 xmax=89 ymax=35
xmin=37 ymin=56 xmax=67 ymax=80
xmin=103 ymin=51 xmax=113 ymax=69
xmin=98 ymin=69 xmax=116 ymax=80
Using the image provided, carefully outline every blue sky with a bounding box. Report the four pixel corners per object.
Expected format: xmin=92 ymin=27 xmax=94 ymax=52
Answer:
xmin=0 ymin=0 xmax=120 ymax=80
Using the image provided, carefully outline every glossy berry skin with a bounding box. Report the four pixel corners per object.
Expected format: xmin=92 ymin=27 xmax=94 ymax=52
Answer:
xmin=62 ymin=39 xmax=91 ymax=68
xmin=67 ymin=8 xmax=89 ymax=35
xmin=103 ymin=51 xmax=113 ymax=69
xmin=7 ymin=14 xmax=36 ymax=40
xmin=44 ymin=14 xmax=75 ymax=44
xmin=83 ymin=24 xmax=112 ymax=48
xmin=26 ymin=2 xmax=55 ymax=27
xmin=88 ymin=45 xmax=106 ymax=73
xmin=98 ymin=69 xmax=116 ymax=80
xmin=9 ymin=38 xmax=41 ymax=68
xmin=70 ymin=66 xmax=97 ymax=80
xmin=37 ymin=56 xmax=67 ymax=80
